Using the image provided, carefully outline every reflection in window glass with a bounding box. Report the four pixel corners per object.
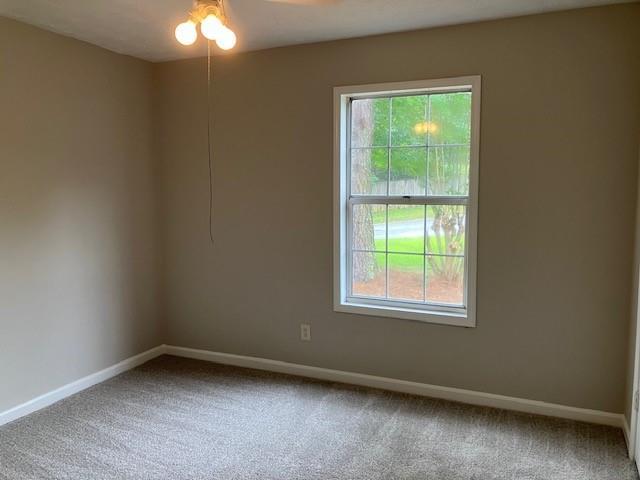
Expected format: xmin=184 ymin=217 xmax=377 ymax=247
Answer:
xmin=391 ymin=96 xmax=428 ymax=146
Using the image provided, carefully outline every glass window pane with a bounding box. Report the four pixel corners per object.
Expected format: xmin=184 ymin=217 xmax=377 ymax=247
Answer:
xmin=426 ymin=205 xmax=466 ymax=256
xmin=352 ymin=252 xmax=386 ymax=298
xmin=346 ymin=89 xmax=473 ymax=313
xmin=428 ymin=93 xmax=471 ymax=145
xmin=352 ymin=204 xmax=386 ymax=252
xmin=351 ymin=98 xmax=390 ymax=148
xmin=391 ymin=95 xmax=427 ymax=146
xmin=351 ymin=148 xmax=388 ymax=195
xmin=387 ymin=205 xmax=424 ymax=254
xmin=389 ymin=147 xmax=426 ymax=195
xmin=426 ymin=205 xmax=466 ymax=255
xmin=427 ymin=146 xmax=470 ymax=196
xmin=388 ymin=253 xmax=424 ymax=302
xmin=426 ymin=256 xmax=464 ymax=305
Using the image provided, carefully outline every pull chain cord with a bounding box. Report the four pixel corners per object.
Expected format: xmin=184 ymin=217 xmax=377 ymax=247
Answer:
xmin=207 ymin=40 xmax=214 ymax=245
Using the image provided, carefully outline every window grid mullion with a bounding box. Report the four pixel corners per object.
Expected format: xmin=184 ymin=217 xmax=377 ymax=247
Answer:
xmin=423 ymin=204 xmax=427 ymax=302
xmin=423 ymin=97 xmax=430 ymax=303
xmin=425 ymin=95 xmax=431 ymax=196
xmin=385 ymin=204 xmax=389 ymax=299
xmin=387 ymin=98 xmax=392 ymax=197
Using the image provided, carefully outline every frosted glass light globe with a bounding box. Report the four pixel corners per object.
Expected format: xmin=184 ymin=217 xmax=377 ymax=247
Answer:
xmin=216 ymin=26 xmax=237 ymax=50
xmin=175 ymin=21 xmax=197 ymax=46
xmin=201 ymin=14 xmax=224 ymax=40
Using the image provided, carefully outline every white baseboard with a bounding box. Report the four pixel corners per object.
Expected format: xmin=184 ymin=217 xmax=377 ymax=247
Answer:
xmin=0 ymin=345 xmax=166 ymax=427
xmin=165 ymin=345 xmax=625 ymax=429
xmin=1 ymin=344 xmax=626 ymax=435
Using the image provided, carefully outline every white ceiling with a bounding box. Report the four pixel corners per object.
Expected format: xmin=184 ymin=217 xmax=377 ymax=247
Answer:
xmin=0 ymin=0 xmax=634 ymax=62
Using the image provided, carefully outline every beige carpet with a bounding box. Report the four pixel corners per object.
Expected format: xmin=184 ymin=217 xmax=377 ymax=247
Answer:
xmin=0 ymin=355 xmax=637 ymax=479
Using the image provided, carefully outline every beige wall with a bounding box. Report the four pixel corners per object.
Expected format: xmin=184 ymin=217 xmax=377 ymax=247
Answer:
xmin=0 ymin=18 xmax=161 ymax=412
xmin=156 ymin=4 xmax=640 ymax=413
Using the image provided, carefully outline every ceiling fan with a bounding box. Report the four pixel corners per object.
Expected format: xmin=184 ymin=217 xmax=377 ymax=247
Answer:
xmin=175 ymin=0 xmax=339 ymax=48
xmin=266 ymin=0 xmax=339 ymax=4
xmin=173 ymin=0 xmax=339 ymax=242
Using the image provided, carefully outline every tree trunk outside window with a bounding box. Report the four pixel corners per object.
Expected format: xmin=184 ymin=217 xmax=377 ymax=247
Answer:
xmin=351 ymin=100 xmax=377 ymax=283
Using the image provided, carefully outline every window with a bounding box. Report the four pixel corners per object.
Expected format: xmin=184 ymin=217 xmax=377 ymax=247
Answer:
xmin=334 ymin=77 xmax=480 ymax=327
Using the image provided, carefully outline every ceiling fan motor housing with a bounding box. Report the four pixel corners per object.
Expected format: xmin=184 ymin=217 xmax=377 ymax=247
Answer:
xmin=190 ymin=0 xmax=226 ymax=24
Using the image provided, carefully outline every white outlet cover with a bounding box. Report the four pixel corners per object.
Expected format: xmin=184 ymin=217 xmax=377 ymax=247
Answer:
xmin=300 ymin=324 xmax=311 ymax=341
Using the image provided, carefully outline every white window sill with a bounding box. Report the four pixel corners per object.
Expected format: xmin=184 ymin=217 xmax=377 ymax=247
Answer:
xmin=335 ymin=301 xmax=475 ymax=328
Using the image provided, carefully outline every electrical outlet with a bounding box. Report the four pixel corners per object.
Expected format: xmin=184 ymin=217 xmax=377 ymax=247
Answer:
xmin=300 ymin=324 xmax=311 ymax=341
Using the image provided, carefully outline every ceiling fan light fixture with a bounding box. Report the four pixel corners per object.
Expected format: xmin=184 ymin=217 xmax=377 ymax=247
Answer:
xmin=175 ymin=20 xmax=197 ymax=46
xmin=174 ymin=0 xmax=236 ymax=49
xmin=215 ymin=26 xmax=237 ymax=50
xmin=201 ymin=14 xmax=224 ymax=40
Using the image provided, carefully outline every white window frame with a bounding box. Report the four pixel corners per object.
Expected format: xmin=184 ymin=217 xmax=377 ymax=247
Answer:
xmin=333 ymin=76 xmax=480 ymax=327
